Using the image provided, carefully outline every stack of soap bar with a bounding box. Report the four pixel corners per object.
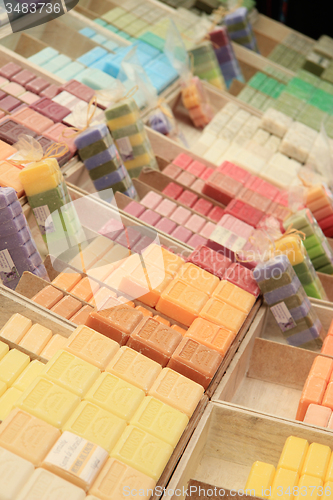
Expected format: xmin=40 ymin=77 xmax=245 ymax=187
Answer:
xmin=224 ymin=7 xmax=259 ymax=52
xmin=254 ymin=255 xmax=324 ymax=349
xmin=0 ymin=345 xmax=30 ymax=420
xmin=74 ymin=123 xmax=137 ymax=199
xmin=210 ymin=27 xmax=244 ymax=89
xmin=0 ymin=187 xmax=48 ymax=289
xmin=306 ymin=184 xmax=333 ymax=238
xmin=188 ymin=42 xmax=226 ymax=90
xmin=181 ymin=77 xmax=214 ymax=128
xmin=105 ymin=99 xmax=158 ymax=178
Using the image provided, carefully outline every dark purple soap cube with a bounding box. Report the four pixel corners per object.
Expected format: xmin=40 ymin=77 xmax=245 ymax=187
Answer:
xmin=11 ymin=69 xmax=36 ymax=86
xmin=0 ymin=119 xmax=38 ymax=144
xmin=0 ymin=187 xmax=18 ymax=209
xmin=0 ymin=213 xmax=27 ymax=237
xmin=0 ymin=96 xmax=21 ymax=112
xmin=26 ymin=77 xmax=50 ymax=94
xmin=31 ymin=98 xmax=70 ymax=122
xmin=0 ymin=62 xmax=22 ymax=79
xmin=0 ymin=227 xmax=31 ymax=251
xmin=0 ymin=200 xmax=22 ymax=224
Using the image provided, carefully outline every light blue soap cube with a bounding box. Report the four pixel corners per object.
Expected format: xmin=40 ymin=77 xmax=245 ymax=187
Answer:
xmin=148 ymin=58 xmax=178 ymax=81
xmin=103 ymin=40 xmax=119 ymax=51
xmin=134 ymin=40 xmax=161 ymax=59
xmin=103 ymin=54 xmax=124 ymax=78
xmin=117 ymin=31 xmax=131 ymax=40
xmin=77 ymin=47 xmax=108 ymax=66
xmin=92 ymin=34 xmax=108 ymax=45
xmin=55 ymin=62 xmax=86 ymax=81
xmin=79 ymin=27 xmax=96 ymax=38
xmin=81 ymin=68 xmax=116 ymax=90
xmin=28 ymin=47 xmax=59 ymax=66
xmin=105 ymin=25 xmax=119 ymax=33
xmin=42 ymin=54 xmax=72 ymax=74
xmin=95 ymin=18 xmax=108 ymax=26
xmin=90 ymin=53 xmax=115 ymax=72
xmin=146 ymin=69 xmax=169 ymax=94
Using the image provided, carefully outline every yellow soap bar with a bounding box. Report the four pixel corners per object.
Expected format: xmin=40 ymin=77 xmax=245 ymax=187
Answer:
xmin=42 ymin=350 xmax=100 ymax=397
xmin=124 ymin=153 xmax=153 ymax=170
xmin=0 ymin=387 xmax=23 ymax=421
xmin=19 ymin=158 xmax=62 ymax=196
xmin=107 ymin=112 xmax=140 ymax=130
xmin=199 ymin=298 xmax=247 ymax=333
xmin=70 ymin=250 xmax=98 ymax=272
xmin=130 ymin=396 xmax=189 ymax=448
xmin=84 ymin=372 xmax=145 ymax=422
xmin=64 ymin=325 xmax=119 ymax=370
xmin=278 ymin=436 xmax=309 ymax=473
xmin=129 ymin=131 xmax=147 ymax=146
xmin=323 ymin=481 xmax=333 ymax=500
xmin=325 ymin=453 xmax=333 ymax=482
xmin=0 ymin=349 xmax=30 ymax=386
xmin=295 ymin=474 xmax=323 ymax=500
xmin=16 ymin=376 xmax=80 ymax=428
xmin=0 ymin=380 xmax=7 ymax=397
xmin=13 ymin=360 xmax=44 ymax=392
xmin=106 ymin=347 xmax=162 ymax=393
xmin=274 ymin=236 xmax=305 ymax=266
xmin=212 ymin=281 xmax=256 ymax=313
xmin=270 ymin=468 xmax=299 ymax=500
xmin=245 ymin=461 xmax=275 ymax=498
xmin=177 ymin=263 xmax=219 ymax=296
xmin=143 ymin=244 xmax=185 ymax=276
xmin=302 ymin=443 xmax=331 ymax=479
xmin=19 ymin=324 xmax=53 ymax=355
xmin=111 ymin=425 xmax=173 ymax=481
xmin=0 ymin=341 xmax=9 ymax=360
xmin=40 ymin=334 xmax=68 ymax=361
xmin=0 ymin=408 xmax=60 ymax=466
xmin=148 ymin=368 xmax=204 ymax=417
xmin=62 ymin=400 xmax=126 ymax=452
xmin=90 ymin=457 xmax=156 ymax=500
xmin=307 ymin=185 xmax=327 ymax=203
xmin=0 ymin=314 xmax=32 ymax=343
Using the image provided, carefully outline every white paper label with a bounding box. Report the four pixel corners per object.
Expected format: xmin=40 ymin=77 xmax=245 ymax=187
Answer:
xmin=270 ymin=302 xmax=296 ymax=333
xmin=116 ymin=137 xmax=134 ymax=162
xmin=33 ymin=206 xmax=55 ymax=235
xmin=0 ymin=249 xmax=19 ymax=284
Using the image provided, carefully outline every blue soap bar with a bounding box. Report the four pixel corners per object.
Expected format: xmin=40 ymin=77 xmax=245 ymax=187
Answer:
xmin=75 ymin=124 xmax=109 ymax=150
xmin=93 ymin=165 xmax=127 ymax=190
xmin=145 ymin=69 xmax=170 ymax=93
xmin=123 ymin=185 xmax=137 ymax=199
xmin=80 ymin=68 xmax=116 ymax=90
xmin=84 ymin=144 xmax=118 ymax=170
xmin=92 ymin=34 xmax=108 ymax=45
xmin=225 ymin=7 xmax=248 ymax=24
xmin=101 ymin=54 xmax=124 ymax=78
xmin=287 ymin=320 xmax=322 ymax=347
xmin=90 ymin=53 xmax=117 ymax=74
xmin=0 ymin=214 xmax=26 ymax=237
xmin=55 ymin=62 xmax=86 ymax=81
xmin=0 ymin=187 xmax=18 ymax=209
xmin=117 ymin=31 xmax=131 ymax=40
xmin=253 ymin=255 xmax=290 ymax=283
xmin=42 ymin=54 xmax=72 ymax=74
xmin=265 ymin=276 xmax=302 ymax=306
xmin=103 ymin=40 xmax=119 ymax=51
xmin=79 ymin=27 xmax=96 ymax=38
xmin=290 ymin=298 xmax=312 ymax=321
xmin=134 ymin=41 xmax=161 ymax=59
xmin=0 ymin=201 xmax=22 ymax=224
xmin=28 ymin=47 xmax=59 ymax=66
xmin=77 ymin=47 xmax=108 ymax=66
xmin=94 ymin=18 xmax=108 ymax=26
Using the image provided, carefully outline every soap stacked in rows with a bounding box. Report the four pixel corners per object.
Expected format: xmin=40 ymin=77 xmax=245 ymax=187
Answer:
xmin=224 ymin=7 xmax=259 ymax=53
xmin=306 ymin=185 xmax=333 ymax=239
xmin=188 ymin=42 xmax=226 ymax=90
xmin=210 ymin=27 xmax=244 ymax=89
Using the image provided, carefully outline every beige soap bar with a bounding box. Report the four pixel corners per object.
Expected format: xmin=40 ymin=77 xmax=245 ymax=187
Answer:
xmin=40 ymin=334 xmax=68 ymax=361
xmin=0 ymin=314 xmax=32 ymax=343
xmin=0 ymin=446 xmax=35 ymax=500
xmin=19 ymin=324 xmax=53 ymax=355
xmin=0 ymin=408 xmax=60 ymax=466
xmin=16 ymin=468 xmax=86 ymax=500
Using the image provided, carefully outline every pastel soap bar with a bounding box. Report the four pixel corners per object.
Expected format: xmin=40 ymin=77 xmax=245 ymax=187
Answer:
xmin=32 ymin=285 xmax=64 ymax=309
xmin=245 ymin=461 xmax=275 ymax=498
xmin=0 ymin=447 xmax=35 ymax=500
xmin=12 ymin=360 xmax=44 ymax=392
xmin=19 ymin=324 xmax=52 ymax=355
xmin=278 ymin=436 xmax=309 ymax=473
xmin=0 ymin=313 xmax=32 ymax=343
xmin=177 ymin=263 xmax=219 ymax=296
xmin=40 ymin=334 xmax=68 ymax=361
xmin=185 ymin=318 xmax=235 ymax=356
xmin=16 ymin=468 xmax=85 ymax=500
xmin=0 ymin=348 xmax=30 ymax=386
xmin=304 ymin=404 xmax=332 ymax=427
xmin=188 ymin=245 xmax=232 ymax=279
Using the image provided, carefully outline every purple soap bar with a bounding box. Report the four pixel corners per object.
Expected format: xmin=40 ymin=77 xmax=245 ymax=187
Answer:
xmin=140 ymin=191 xmax=163 ymax=210
xmin=0 ymin=213 xmax=26 ymax=237
xmin=0 ymin=96 xmax=21 ymax=112
xmin=290 ymin=298 xmax=312 ymax=321
xmin=155 ymin=217 xmax=177 ymax=235
xmin=139 ymin=209 xmax=161 ymax=226
xmin=0 ymin=119 xmax=38 ymax=144
xmin=124 ymin=201 xmax=146 ymax=218
xmin=132 ymin=235 xmax=154 ymax=254
xmin=40 ymin=85 xmax=61 ymax=99
xmin=26 ymin=77 xmax=50 ymax=94
xmin=171 ymin=226 xmax=193 ymax=243
xmin=98 ymin=218 xmax=124 ymax=240
xmin=115 ymin=227 xmax=142 ymax=248
xmin=11 ymin=69 xmax=35 ymax=86
xmin=0 ymin=63 xmax=22 ymax=79
xmin=31 ymin=97 xmax=70 ymax=121
xmin=0 ymin=200 xmax=22 ymax=223
xmin=188 ymin=234 xmax=208 ymax=248
xmin=163 ymin=164 xmax=182 ymax=179
xmin=0 ymin=187 xmax=18 ymax=209
xmin=170 ymin=206 xmax=191 ymax=225
xmin=8 ymin=238 xmax=37 ymax=261
xmin=264 ymin=276 xmax=302 ymax=306
xmin=33 ymin=263 xmax=50 ymax=280
xmin=74 ymin=123 xmax=109 ymax=150
xmin=60 ymin=80 xmax=95 ymax=103
xmin=0 ymin=227 xmax=30 ymax=251
xmin=288 ymin=321 xmax=322 ymax=347
xmin=155 ymin=199 xmax=177 ymax=218
xmin=84 ymin=145 xmax=118 ymax=170
xmin=253 ymin=255 xmax=290 ymax=283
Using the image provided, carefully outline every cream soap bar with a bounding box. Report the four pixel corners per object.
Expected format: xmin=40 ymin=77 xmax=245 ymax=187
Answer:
xmin=0 ymin=314 xmax=32 ymax=343
xmin=16 ymin=468 xmax=86 ymax=500
xmin=0 ymin=446 xmax=35 ymax=500
xmin=0 ymin=349 xmax=30 ymax=386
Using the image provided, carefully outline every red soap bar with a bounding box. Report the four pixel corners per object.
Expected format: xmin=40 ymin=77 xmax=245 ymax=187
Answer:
xmin=193 ymin=198 xmax=213 ymax=216
xmin=0 ymin=96 xmax=21 ymax=112
xmin=31 ymin=98 xmax=70 ymax=122
xmin=219 ymin=161 xmax=251 ymax=185
xmin=200 ymin=167 xmax=214 ymax=180
xmin=0 ymin=62 xmax=22 ymax=79
xmin=246 ymin=176 xmax=281 ymax=201
xmin=224 ymin=263 xmax=260 ymax=296
xmin=237 ymin=188 xmax=273 ymax=212
xmin=162 ymin=182 xmax=184 ymax=200
xmin=60 ymin=80 xmax=95 ymax=103
xmin=203 ymin=171 xmax=243 ymax=205
xmin=172 ymin=153 xmax=193 ymax=169
xmin=177 ymin=190 xmax=198 ymax=208
xmin=313 ymin=204 xmax=333 ymax=221
xmin=11 ymin=69 xmax=35 ymax=86
xmin=40 ymin=85 xmax=61 ymax=99
xmin=187 ymin=160 xmax=206 ymax=177
xmin=225 ymin=199 xmax=264 ymax=228
xmin=26 ymin=77 xmax=50 ymax=94
xmin=208 ymin=206 xmax=224 ymax=223
xmin=188 ymin=244 xmax=232 ymax=279
xmin=319 ymin=214 xmax=333 ymax=231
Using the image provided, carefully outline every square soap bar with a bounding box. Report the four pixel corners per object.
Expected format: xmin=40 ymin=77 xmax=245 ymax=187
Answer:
xmin=199 ymin=297 xmax=247 ymax=333
xmin=0 ymin=313 xmax=32 ymax=344
xmin=16 ymin=468 xmax=86 ymax=500
xmin=212 ymin=280 xmax=256 ymax=313
xmin=177 ymin=262 xmax=219 ymax=296
xmin=12 ymin=360 xmax=44 ymax=392
xmin=0 ymin=349 xmax=30 ymax=386
xmin=19 ymin=324 xmax=52 ymax=355
xmin=185 ymin=317 xmax=235 ymax=356
xmin=0 ymin=447 xmax=35 ymax=500
xmin=188 ymin=245 xmax=232 ymax=279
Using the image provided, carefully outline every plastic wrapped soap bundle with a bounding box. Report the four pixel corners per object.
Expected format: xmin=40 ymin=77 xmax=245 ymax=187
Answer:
xmin=0 ymin=187 xmax=49 ymax=290
xmin=209 ymin=27 xmax=244 ymax=89
xmin=224 ymin=6 xmax=259 ymax=53
xmin=188 ymin=41 xmax=226 ymax=90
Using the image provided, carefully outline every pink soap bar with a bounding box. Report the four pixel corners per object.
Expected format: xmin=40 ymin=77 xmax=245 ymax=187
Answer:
xmin=219 ymin=161 xmax=251 ymax=185
xmin=0 ymin=96 xmax=21 ymax=112
xmin=173 ymin=153 xmax=193 ymax=169
xmin=200 ymin=222 xmax=216 ymax=238
xmin=267 ymin=203 xmax=291 ymax=224
xmin=246 ymin=176 xmax=281 ymax=201
xmin=304 ymin=404 xmax=332 ymax=427
xmin=124 ymin=201 xmax=146 ymax=218
xmin=178 ymin=190 xmax=198 ymax=208
xmin=170 ymin=206 xmax=191 ymax=225
xmin=201 ymin=167 xmax=214 ymax=180
xmin=12 ymin=108 xmax=54 ymax=134
xmin=132 ymin=235 xmax=154 ymax=254
xmin=99 ymin=219 xmax=124 ymax=240
xmin=274 ymin=190 xmax=289 ymax=207
xmin=44 ymin=123 xmax=76 ymax=153
xmin=191 ymin=179 xmax=205 ymax=193
xmin=208 ymin=206 xmax=224 ymax=223
xmin=0 ymin=62 xmax=22 ymax=79
xmin=155 ymin=217 xmax=177 ymax=234
xmin=185 ymin=214 xmax=206 ymax=233
xmin=319 ymin=214 xmax=333 ymax=231
xmin=115 ymin=227 xmax=142 ymax=248
xmin=193 ymin=198 xmax=213 ymax=216
xmin=188 ymin=234 xmax=208 ymax=248
xmin=163 ymin=164 xmax=182 ymax=179
xmin=218 ymin=214 xmax=254 ymax=239
xmin=140 ymin=191 xmax=162 ymax=210
xmin=224 ymin=263 xmax=260 ymax=296
xmin=26 ymin=77 xmax=50 ymax=94
xmin=3 ymin=82 xmax=25 ymax=97
xmin=11 ymin=69 xmax=35 ymax=86
xmin=187 ymin=160 xmax=206 ymax=177
xmin=188 ymin=245 xmax=232 ymax=279
xmin=20 ymin=92 xmax=40 ymax=104
xmin=237 ymin=188 xmax=273 ymax=212
xmin=328 ymin=413 xmax=333 ymax=430
xmin=177 ymin=171 xmax=196 ymax=187
xmin=203 ymin=171 xmax=243 ymax=205
xmin=31 ymin=98 xmax=70 ymax=122
xmin=139 ymin=209 xmax=161 ymax=226
xmin=225 ymin=199 xmax=264 ymax=228
xmin=155 ymin=199 xmax=177 ymax=217
xmin=60 ymin=80 xmax=95 ymax=103
xmin=313 ymin=205 xmax=333 ymax=221
xmin=0 ymin=77 xmax=9 ymax=88
xmin=40 ymin=85 xmax=61 ymax=99
xmin=171 ymin=226 xmax=193 ymax=243
xmin=162 ymin=182 xmax=183 ymax=200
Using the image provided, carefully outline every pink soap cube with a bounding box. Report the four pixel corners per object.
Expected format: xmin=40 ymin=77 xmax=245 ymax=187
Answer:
xmin=187 ymin=160 xmax=206 ymax=177
xmin=208 ymin=206 xmax=225 ymax=223
xmin=140 ymin=191 xmax=163 ymax=210
xmin=218 ymin=214 xmax=254 ymax=239
xmin=99 ymin=219 xmax=124 ymax=240
xmin=162 ymin=182 xmax=183 ymax=200
xmin=188 ymin=234 xmax=208 ymax=248
xmin=163 ymin=164 xmax=182 ymax=179
xmin=26 ymin=77 xmax=50 ymax=94
xmin=246 ymin=176 xmax=281 ymax=201
xmin=304 ymin=404 xmax=332 ymax=427
xmin=201 ymin=167 xmax=214 ymax=180
xmin=124 ymin=201 xmax=146 ymax=218
xmin=0 ymin=62 xmax=22 ymax=79
xmin=0 ymin=76 xmax=9 ymax=88
xmin=170 ymin=206 xmax=191 ymax=225
xmin=139 ymin=209 xmax=161 ymax=226
xmin=40 ymin=84 xmax=61 ymax=99
xmin=219 ymin=161 xmax=251 ymax=185
xmin=2 ymin=82 xmax=25 ymax=97
xmin=44 ymin=123 xmax=76 ymax=153
xmin=177 ymin=171 xmax=196 ymax=187
xmin=171 ymin=226 xmax=193 ymax=243
xmin=173 ymin=153 xmax=193 ymax=169
xmin=20 ymin=92 xmax=40 ymax=104
xmin=224 ymin=263 xmax=260 ymax=297
xmin=274 ymin=190 xmax=289 ymax=207
xmin=177 ymin=190 xmax=198 ymax=208
xmin=185 ymin=214 xmax=206 ymax=233
xmin=200 ymin=222 xmax=216 ymax=239
xmin=11 ymin=69 xmax=35 ymax=86
xmin=193 ymin=198 xmax=213 ymax=216
xmin=237 ymin=188 xmax=273 ymax=212
xmin=155 ymin=199 xmax=177 ymax=217
xmin=155 ymin=217 xmax=177 ymax=235
xmin=191 ymin=179 xmax=205 ymax=193
xmin=132 ymin=235 xmax=154 ymax=254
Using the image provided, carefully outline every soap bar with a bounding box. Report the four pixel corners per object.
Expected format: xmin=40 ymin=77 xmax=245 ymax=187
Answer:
xmin=302 ymin=442 xmax=331 ymax=479
xmin=0 ymin=342 xmax=9 ymax=360
xmin=278 ymin=436 xmax=309 ymax=473
xmin=177 ymin=263 xmax=219 ymax=296
xmin=86 ymin=305 xmax=143 ymax=345
xmin=0 ymin=313 xmax=32 ymax=343
xmin=295 ymin=475 xmax=323 ymax=500
xmin=304 ymin=404 xmax=332 ymax=427
xmin=212 ymin=280 xmax=256 ymax=313
xmin=40 ymin=334 xmax=68 ymax=361
xmin=199 ymin=297 xmax=247 ymax=333
xmin=0 ymin=348 xmax=30 ymax=386
xmin=32 ymin=285 xmax=64 ymax=309
xmin=12 ymin=360 xmax=44 ymax=392
xmin=90 ymin=458 xmax=156 ymax=500
xmin=0 ymin=447 xmax=35 ymax=500
xmin=70 ymin=305 xmax=94 ymax=326
xmin=19 ymin=324 xmax=52 ymax=355
xmin=185 ymin=317 xmax=235 ymax=356
xmin=110 ymin=425 xmax=173 ymax=481
xmin=270 ymin=468 xmax=299 ymax=500
xmin=297 ymin=377 xmax=327 ymax=421
xmin=50 ymin=296 xmax=82 ymax=320
xmin=309 ymin=356 xmax=333 ymax=382
xmin=0 ymin=387 xmax=23 ymax=421
xmin=188 ymin=245 xmax=232 ymax=279
xmin=16 ymin=468 xmax=86 ymax=500
xmin=245 ymin=461 xmax=275 ymax=498
xmin=0 ymin=408 xmax=60 ymax=465
xmin=142 ymin=244 xmax=184 ymax=277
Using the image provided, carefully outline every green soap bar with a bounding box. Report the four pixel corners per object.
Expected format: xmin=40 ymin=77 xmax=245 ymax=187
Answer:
xmin=312 ymin=253 xmax=333 ymax=269
xmin=139 ymin=32 xmax=165 ymax=51
xmin=307 ymin=243 xmax=325 ymax=260
xmin=89 ymin=158 xmax=122 ymax=181
xmin=317 ymin=264 xmax=333 ymax=275
xmin=249 ymin=92 xmax=267 ymax=108
xmin=260 ymin=97 xmax=274 ymax=112
xmin=304 ymin=234 xmax=323 ymax=250
xmin=282 ymin=289 xmax=308 ymax=309
xmin=303 ymin=281 xmax=324 ymax=299
xmin=297 ymin=270 xmax=316 ymax=286
xmin=105 ymin=99 xmax=139 ymax=121
xmin=297 ymin=69 xmax=319 ymax=85
xmin=259 ymin=267 xmax=295 ymax=294
xmin=198 ymin=68 xmax=221 ymax=81
xmin=303 ymin=60 xmax=324 ymax=77
xmin=234 ymin=35 xmax=254 ymax=46
xmin=28 ymin=186 xmax=66 ymax=211
xmin=248 ymin=72 xmax=267 ymax=90
xmin=94 ymin=18 xmax=108 ymax=26
xmin=79 ymin=134 xmax=113 ymax=161
xmin=238 ymin=86 xmax=256 ymax=102
xmin=292 ymin=261 xmax=310 ymax=276
xmin=107 ymin=175 xmax=132 ymax=193
xmin=300 ymin=337 xmax=323 ymax=350
xmin=111 ymin=121 xmax=145 ymax=140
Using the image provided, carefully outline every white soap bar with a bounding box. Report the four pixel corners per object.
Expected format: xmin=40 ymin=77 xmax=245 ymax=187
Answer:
xmin=16 ymin=468 xmax=86 ymax=500
xmin=0 ymin=447 xmax=35 ymax=500
xmin=261 ymin=108 xmax=293 ymax=138
xmin=203 ymin=138 xmax=230 ymax=164
xmin=223 ymin=102 xmax=239 ymax=115
xmin=234 ymin=109 xmax=250 ymax=122
xmin=252 ymin=128 xmax=270 ymax=146
xmin=265 ymin=135 xmax=281 ymax=152
xmin=198 ymin=131 xmax=216 ymax=147
xmin=245 ymin=141 xmax=274 ymax=162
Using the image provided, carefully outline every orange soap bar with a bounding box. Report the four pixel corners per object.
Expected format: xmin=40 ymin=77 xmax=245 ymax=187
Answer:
xmin=304 ymin=404 xmax=332 ymax=427
xmin=296 ymin=376 xmax=327 ymax=421
xmin=0 ymin=140 xmax=17 ymax=160
xmin=89 ymin=287 xmax=117 ymax=310
xmin=135 ymin=306 xmax=153 ymax=318
xmin=70 ymin=305 xmax=94 ymax=326
xmin=199 ymin=298 xmax=247 ymax=333
xmin=0 ymin=313 xmax=32 ymax=343
xmin=32 ymin=285 xmax=64 ymax=309
xmin=329 ymin=319 xmax=333 ymax=336
xmin=71 ymin=277 xmax=99 ymax=302
xmin=168 ymin=338 xmax=222 ymax=389
xmin=142 ymin=244 xmax=185 ymax=276
xmin=212 ymin=280 xmax=256 ymax=313
xmin=322 ymin=336 xmax=333 ymax=356
xmin=40 ymin=334 xmax=68 ymax=361
xmin=309 ymin=356 xmax=333 ymax=382
xmin=154 ymin=315 xmax=170 ymax=326
xmin=0 ymin=161 xmax=24 ymax=197
xmin=171 ymin=324 xmax=187 ymax=335
xmin=177 ymin=263 xmax=219 ymax=296
xmin=118 ymin=297 xmax=135 ymax=308
xmin=185 ymin=318 xmax=235 ymax=356
xmin=127 ymin=317 xmax=182 ymax=367
xmin=156 ymin=279 xmax=209 ymax=327
xmin=52 ymin=269 xmax=82 ymax=292
xmin=50 ymin=295 xmax=82 ymax=320
xmin=19 ymin=324 xmax=53 ymax=355
xmin=322 ymin=382 xmax=333 ymax=411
